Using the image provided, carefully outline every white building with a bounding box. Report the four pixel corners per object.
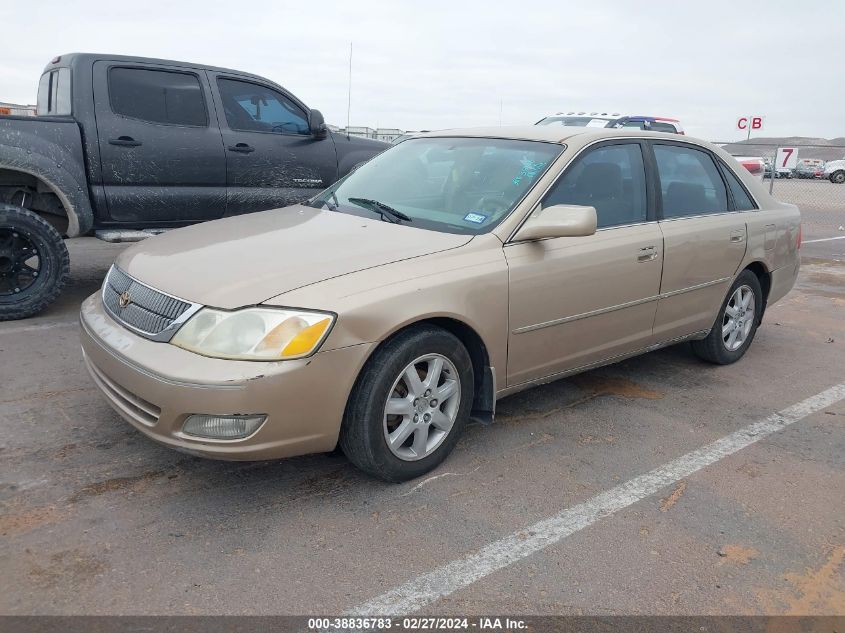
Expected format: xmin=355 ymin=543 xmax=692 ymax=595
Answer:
xmin=0 ymin=102 xmax=36 ymax=116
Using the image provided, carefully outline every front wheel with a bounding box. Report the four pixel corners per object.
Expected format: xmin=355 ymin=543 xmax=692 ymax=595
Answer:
xmin=830 ymin=170 xmax=845 ymax=184
xmin=691 ymin=270 xmax=763 ymax=365
xmin=339 ymin=325 xmax=474 ymax=482
xmin=0 ymin=205 xmax=69 ymax=321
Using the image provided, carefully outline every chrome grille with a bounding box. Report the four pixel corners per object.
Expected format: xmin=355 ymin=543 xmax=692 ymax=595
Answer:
xmin=102 ymin=266 xmax=194 ymax=339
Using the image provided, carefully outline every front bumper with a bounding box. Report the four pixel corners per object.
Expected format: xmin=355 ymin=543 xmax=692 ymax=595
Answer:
xmin=79 ymin=292 xmax=374 ymax=460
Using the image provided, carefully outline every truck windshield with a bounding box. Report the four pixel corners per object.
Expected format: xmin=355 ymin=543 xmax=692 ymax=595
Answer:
xmin=308 ymin=137 xmax=562 ymax=235
xmin=36 ymin=68 xmax=71 ymax=116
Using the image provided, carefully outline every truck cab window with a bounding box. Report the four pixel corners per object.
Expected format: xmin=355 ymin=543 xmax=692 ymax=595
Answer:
xmin=217 ymin=78 xmax=309 ymax=135
xmin=36 ymin=68 xmax=72 ymax=116
xmin=108 ymin=67 xmax=207 ymax=127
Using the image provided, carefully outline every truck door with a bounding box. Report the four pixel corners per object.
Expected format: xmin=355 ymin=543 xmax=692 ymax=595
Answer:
xmin=210 ymin=74 xmax=338 ymax=215
xmin=92 ymin=61 xmax=226 ymax=223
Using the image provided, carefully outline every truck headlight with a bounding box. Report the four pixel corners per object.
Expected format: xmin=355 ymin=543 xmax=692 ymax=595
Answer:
xmin=170 ymin=307 xmax=334 ymax=361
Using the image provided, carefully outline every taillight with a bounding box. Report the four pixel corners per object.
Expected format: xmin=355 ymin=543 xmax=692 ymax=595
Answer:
xmin=797 ymin=224 xmax=802 ymax=250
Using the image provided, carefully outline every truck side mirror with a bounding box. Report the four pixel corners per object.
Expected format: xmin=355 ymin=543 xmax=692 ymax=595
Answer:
xmin=309 ymin=110 xmax=328 ymax=139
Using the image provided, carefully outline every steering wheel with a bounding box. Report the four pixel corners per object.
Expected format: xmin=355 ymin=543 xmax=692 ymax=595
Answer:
xmin=272 ymin=122 xmax=300 ymax=134
xmin=473 ymin=196 xmax=510 ymax=216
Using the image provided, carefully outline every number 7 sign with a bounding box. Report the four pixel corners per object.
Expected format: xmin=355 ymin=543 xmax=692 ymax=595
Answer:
xmin=776 ymin=147 xmax=798 ymax=169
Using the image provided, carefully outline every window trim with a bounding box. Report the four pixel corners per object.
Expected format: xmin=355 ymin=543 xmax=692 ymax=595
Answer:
xmin=649 ymin=139 xmax=735 ymax=221
xmin=215 ymin=76 xmax=311 ymax=137
xmin=716 ymin=158 xmax=760 ymax=212
xmin=107 ymin=65 xmax=210 ymax=128
xmin=537 ymin=138 xmax=656 ymax=230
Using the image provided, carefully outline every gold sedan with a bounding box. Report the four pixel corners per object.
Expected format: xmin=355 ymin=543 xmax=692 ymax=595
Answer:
xmin=80 ymin=127 xmax=801 ymax=481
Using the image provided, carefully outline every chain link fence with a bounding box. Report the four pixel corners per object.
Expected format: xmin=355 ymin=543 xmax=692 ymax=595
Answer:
xmin=716 ymin=141 xmax=845 ymax=248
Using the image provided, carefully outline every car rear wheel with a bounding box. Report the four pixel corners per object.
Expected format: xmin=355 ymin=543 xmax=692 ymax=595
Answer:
xmin=830 ymin=170 xmax=845 ymax=184
xmin=0 ymin=204 xmax=69 ymax=321
xmin=339 ymin=325 xmax=473 ymax=482
xmin=691 ymin=270 xmax=762 ymax=365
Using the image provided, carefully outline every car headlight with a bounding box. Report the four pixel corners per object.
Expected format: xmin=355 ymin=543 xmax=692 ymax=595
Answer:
xmin=170 ymin=307 xmax=335 ymax=361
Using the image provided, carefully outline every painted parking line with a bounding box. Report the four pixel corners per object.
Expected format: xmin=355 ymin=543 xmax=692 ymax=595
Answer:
xmin=803 ymin=236 xmax=845 ymax=244
xmin=0 ymin=321 xmax=77 ymax=335
xmin=348 ymin=383 xmax=845 ymax=616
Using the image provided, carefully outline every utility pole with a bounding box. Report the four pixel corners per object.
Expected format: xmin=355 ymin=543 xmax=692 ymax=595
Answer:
xmin=346 ymin=42 xmax=352 ymax=137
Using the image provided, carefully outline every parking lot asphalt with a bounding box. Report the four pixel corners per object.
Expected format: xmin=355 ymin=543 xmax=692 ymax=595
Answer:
xmin=1 ymin=227 xmax=844 ymax=615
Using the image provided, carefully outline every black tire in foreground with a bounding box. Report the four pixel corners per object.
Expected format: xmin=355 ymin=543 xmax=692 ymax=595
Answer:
xmin=0 ymin=204 xmax=69 ymax=321
xmin=340 ymin=324 xmax=474 ymax=482
xmin=830 ymin=170 xmax=845 ymax=184
xmin=692 ymin=269 xmax=763 ymax=365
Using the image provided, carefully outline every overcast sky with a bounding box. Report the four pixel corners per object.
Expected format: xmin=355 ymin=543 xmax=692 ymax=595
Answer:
xmin=2 ymin=1 xmax=842 ymax=141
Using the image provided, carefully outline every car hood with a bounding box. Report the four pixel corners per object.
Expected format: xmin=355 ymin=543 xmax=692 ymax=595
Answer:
xmin=116 ymin=205 xmax=473 ymax=309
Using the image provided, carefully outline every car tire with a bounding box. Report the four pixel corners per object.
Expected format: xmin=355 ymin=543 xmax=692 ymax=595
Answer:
xmin=0 ymin=204 xmax=69 ymax=321
xmin=691 ymin=270 xmax=763 ymax=365
xmin=830 ymin=171 xmax=845 ymax=184
xmin=339 ymin=324 xmax=474 ymax=482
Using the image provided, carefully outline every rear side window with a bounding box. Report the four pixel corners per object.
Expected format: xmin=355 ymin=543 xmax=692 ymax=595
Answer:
xmin=109 ymin=67 xmax=207 ymax=126
xmin=721 ymin=164 xmax=757 ymax=211
xmin=654 ymin=144 xmax=728 ymax=218
xmin=36 ymin=68 xmax=71 ymax=116
xmin=542 ymin=143 xmax=648 ymax=229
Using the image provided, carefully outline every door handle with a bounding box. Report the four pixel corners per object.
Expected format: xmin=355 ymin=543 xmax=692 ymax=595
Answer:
xmin=730 ymin=230 xmax=745 ymax=243
xmin=637 ymin=246 xmax=658 ymax=262
xmin=108 ymin=136 xmax=142 ymax=147
xmin=227 ymin=143 xmax=255 ymax=154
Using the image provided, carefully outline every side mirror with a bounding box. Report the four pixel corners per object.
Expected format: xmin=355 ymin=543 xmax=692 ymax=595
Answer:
xmin=308 ymin=109 xmax=328 ymax=139
xmin=513 ymin=204 xmax=597 ymax=241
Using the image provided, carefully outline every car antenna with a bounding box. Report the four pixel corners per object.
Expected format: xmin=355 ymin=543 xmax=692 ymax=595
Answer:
xmin=346 ymin=41 xmax=352 ymax=140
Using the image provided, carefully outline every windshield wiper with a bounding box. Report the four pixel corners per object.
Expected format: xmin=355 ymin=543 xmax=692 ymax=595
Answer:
xmin=347 ymin=197 xmax=413 ymax=223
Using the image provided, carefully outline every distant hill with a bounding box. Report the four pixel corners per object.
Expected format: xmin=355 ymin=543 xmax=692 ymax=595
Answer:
xmin=718 ymin=137 xmax=845 ymax=161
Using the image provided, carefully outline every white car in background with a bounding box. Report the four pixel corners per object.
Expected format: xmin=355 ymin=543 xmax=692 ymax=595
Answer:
xmin=536 ymin=112 xmax=685 ymax=134
xmin=824 ymin=159 xmax=845 ymax=184
xmin=535 ymin=111 xmax=625 ymax=128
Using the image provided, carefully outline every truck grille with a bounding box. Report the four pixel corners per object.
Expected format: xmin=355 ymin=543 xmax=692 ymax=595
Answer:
xmin=102 ymin=266 xmax=195 ymax=339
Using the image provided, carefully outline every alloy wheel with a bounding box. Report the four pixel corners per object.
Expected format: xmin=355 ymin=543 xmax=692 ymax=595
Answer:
xmin=722 ymin=285 xmax=755 ymax=352
xmin=383 ymin=353 xmax=461 ymax=461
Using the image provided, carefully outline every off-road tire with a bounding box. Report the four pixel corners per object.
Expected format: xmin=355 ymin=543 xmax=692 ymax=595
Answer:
xmin=339 ymin=325 xmax=474 ymax=482
xmin=0 ymin=204 xmax=69 ymax=321
xmin=691 ymin=270 xmax=763 ymax=365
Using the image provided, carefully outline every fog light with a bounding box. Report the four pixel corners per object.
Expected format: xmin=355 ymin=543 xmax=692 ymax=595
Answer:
xmin=182 ymin=414 xmax=266 ymax=440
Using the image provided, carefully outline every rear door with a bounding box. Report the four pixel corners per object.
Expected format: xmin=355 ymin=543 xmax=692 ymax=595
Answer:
xmin=650 ymin=141 xmax=748 ymax=342
xmin=210 ymin=75 xmax=338 ymax=215
xmin=93 ymin=61 xmax=226 ymax=223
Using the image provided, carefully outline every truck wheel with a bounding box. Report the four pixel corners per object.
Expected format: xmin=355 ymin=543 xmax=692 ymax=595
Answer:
xmin=0 ymin=204 xmax=69 ymax=321
xmin=831 ymin=171 xmax=845 ymax=184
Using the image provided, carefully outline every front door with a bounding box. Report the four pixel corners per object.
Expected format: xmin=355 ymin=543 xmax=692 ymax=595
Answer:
xmin=650 ymin=141 xmax=748 ymax=342
xmin=211 ymin=75 xmax=338 ymax=215
xmin=93 ymin=62 xmax=226 ymax=223
xmin=505 ymin=141 xmax=663 ymax=386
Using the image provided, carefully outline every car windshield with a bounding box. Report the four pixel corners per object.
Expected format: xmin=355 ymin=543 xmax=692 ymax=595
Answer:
xmin=308 ymin=137 xmax=563 ymax=235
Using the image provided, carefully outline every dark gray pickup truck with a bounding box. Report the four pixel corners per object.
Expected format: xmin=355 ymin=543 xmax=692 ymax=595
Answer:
xmin=0 ymin=53 xmax=387 ymax=320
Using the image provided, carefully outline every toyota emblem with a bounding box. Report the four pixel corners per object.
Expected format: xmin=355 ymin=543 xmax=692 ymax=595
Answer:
xmin=118 ymin=291 xmax=131 ymax=308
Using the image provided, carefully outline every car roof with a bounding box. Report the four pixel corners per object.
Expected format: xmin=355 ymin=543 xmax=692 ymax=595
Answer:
xmin=46 ymin=52 xmax=275 ymax=85
xmin=417 ymin=126 xmax=698 ymax=146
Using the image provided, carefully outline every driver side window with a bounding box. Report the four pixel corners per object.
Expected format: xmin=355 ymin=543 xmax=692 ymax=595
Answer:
xmin=217 ymin=78 xmax=309 ymax=135
xmin=542 ymin=143 xmax=648 ymax=229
